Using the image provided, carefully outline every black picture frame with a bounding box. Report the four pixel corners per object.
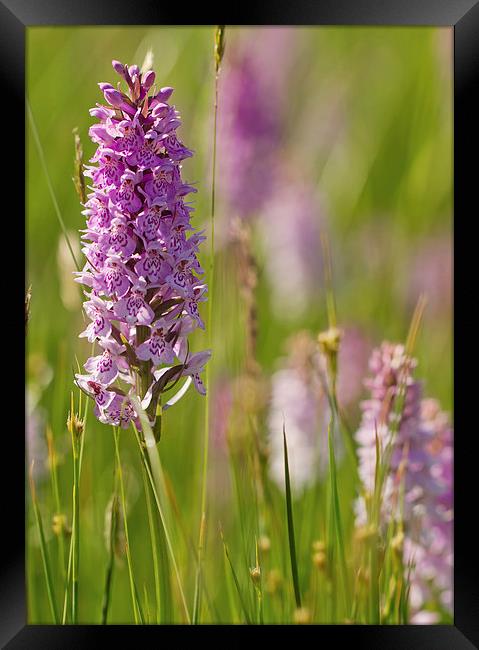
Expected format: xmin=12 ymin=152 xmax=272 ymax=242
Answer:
xmin=3 ymin=1 xmax=477 ymax=647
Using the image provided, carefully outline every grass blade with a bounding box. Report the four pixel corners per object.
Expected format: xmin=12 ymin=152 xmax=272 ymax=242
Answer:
xmin=29 ymin=462 xmax=59 ymax=624
xmin=219 ymin=526 xmax=252 ymax=625
xmin=327 ymin=418 xmax=351 ymax=616
xmin=101 ymin=479 xmax=119 ymax=624
xmin=140 ymin=461 xmax=171 ymax=623
xmin=46 ymin=426 xmax=66 ymax=581
xmin=282 ymin=423 xmax=302 ymax=609
xmin=112 ymin=426 xmax=141 ymax=624
xmin=129 ymin=398 xmax=191 ymax=623
xmin=194 ymin=25 xmax=225 ymax=624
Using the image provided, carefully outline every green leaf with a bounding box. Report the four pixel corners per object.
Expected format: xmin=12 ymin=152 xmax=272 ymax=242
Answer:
xmin=282 ymin=423 xmax=301 ymax=609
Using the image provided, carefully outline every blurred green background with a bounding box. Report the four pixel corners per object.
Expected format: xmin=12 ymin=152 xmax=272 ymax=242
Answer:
xmin=26 ymin=26 xmax=452 ymax=623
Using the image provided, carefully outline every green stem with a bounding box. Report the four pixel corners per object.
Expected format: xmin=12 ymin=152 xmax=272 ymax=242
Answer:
xmin=61 ymin=533 xmax=73 ymax=624
xmin=62 ymin=396 xmax=89 ymax=624
xmin=283 ymin=424 xmax=302 ymax=609
xmin=71 ymin=440 xmax=80 ymax=623
xmin=101 ymin=472 xmax=119 ymax=625
xmin=112 ymin=427 xmax=141 ymax=624
xmin=141 ymin=462 xmax=162 ymax=623
xmin=327 ymin=418 xmax=351 ymax=617
xmin=29 ymin=465 xmax=59 ymax=624
xmin=130 ymin=420 xmax=190 ymax=623
xmin=46 ymin=429 xmax=66 ymax=582
xmin=194 ymin=41 xmax=220 ymax=626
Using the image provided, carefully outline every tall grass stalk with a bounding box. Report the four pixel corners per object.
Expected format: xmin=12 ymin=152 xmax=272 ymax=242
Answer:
xmin=220 ymin=526 xmax=252 ymax=624
xmin=101 ymin=493 xmax=118 ymax=624
xmin=46 ymin=427 xmax=66 ymax=581
xmin=62 ymin=384 xmax=89 ymax=624
xmin=282 ymin=424 xmax=302 ymax=609
xmin=327 ymin=419 xmax=351 ymax=617
xmin=320 ymin=230 xmax=358 ymax=474
xmin=194 ymin=26 xmax=225 ymax=624
xmin=71 ymin=428 xmax=80 ymax=622
xmin=140 ymin=462 xmax=167 ymax=624
xmin=129 ymin=400 xmax=191 ymax=623
xmin=29 ymin=462 xmax=59 ymax=624
xmin=66 ymin=391 xmax=87 ymax=624
xmin=112 ymin=425 xmax=142 ymax=624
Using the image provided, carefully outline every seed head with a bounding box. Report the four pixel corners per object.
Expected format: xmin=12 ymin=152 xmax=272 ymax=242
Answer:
xmin=318 ymin=326 xmax=342 ymax=357
xmin=215 ymin=26 xmax=226 ymax=74
xmin=265 ymin=569 xmax=282 ymax=595
xmin=52 ymin=513 xmax=70 ymax=537
xmin=249 ymin=565 xmax=261 ymax=585
xmin=312 ymin=550 xmax=326 ymax=570
xmin=293 ymin=607 xmax=311 ymax=624
xmin=391 ymin=530 xmax=404 ymax=555
xmin=67 ymin=411 xmax=84 ymax=439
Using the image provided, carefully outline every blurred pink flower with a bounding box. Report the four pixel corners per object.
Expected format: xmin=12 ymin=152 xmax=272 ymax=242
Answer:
xmin=218 ymin=28 xmax=297 ymax=221
xmin=260 ymin=175 xmax=323 ymax=321
xmin=336 ymin=326 xmax=371 ymax=410
xmin=407 ymin=234 xmax=452 ymax=318
xmin=355 ymin=342 xmax=453 ymax=620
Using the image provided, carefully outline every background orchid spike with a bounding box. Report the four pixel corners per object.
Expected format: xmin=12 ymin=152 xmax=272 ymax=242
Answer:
xmin=74 ymin=59 xmax=210 ymax=431
xmin=354 ymin=342 xmax=453 ymax=621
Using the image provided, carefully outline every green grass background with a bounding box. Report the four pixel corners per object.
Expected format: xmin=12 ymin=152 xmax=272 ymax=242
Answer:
xmin=26 ymin=26 xmax=452 ymax=623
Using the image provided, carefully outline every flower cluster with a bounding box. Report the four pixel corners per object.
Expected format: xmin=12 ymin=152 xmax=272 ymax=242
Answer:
xmin=354 ymin=342 xmax=453 ymax=619
xmin=259 ymin=176 xmax=323 ymax=321
xmin=218 ymin=51 xmax=280 ymax=219
xmin=75 ymin=60 xmax=210 ymax=430
xmin=218 ymin=29 xmax=296 ymax=222
xmin=268 ymin=332 xmax=330 ymax=492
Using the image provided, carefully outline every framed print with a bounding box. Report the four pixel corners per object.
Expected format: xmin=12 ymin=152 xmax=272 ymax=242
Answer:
xmin=1 ymin=0 xmax=477 ymax=647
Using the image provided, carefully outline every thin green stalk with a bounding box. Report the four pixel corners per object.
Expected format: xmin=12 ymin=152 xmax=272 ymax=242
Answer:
xmin=219 ymin=527 xmax=252 ymax=625
xmin=161 ymin=469 xmax=220 ymax=621
xmin=62 ymin=390 xmax=89 ymax=625
xmin=129 ymin=406 xmax=190 ymax=623
xmin=327 ymin=419 xmax=351 ymax=617
xmin=71 ymin=436 xmax=80 ymax=623
xmin=254 ymin=540 xmax=263 ymax=624
xmin=101 ymin=473 xmax=119 ymax=625
xmin=194 ymin=27 xmax=223 ymax=624
xmin=27 ymin=101 xmax=81 ymax=272
xmin=141 ymin=462 xmax=163 ymax=624
xmin=282 ymin=424 xmax=301 ymax=609
xmin=46 ymin=427 xmax=66 ymax=581
xmin=29 ymin=462 xmax=59 ymax=624
xmin=112 ymin=426 xmax=141 ymax=624
xmin=62 ymin=531 xmax=73 ymax=624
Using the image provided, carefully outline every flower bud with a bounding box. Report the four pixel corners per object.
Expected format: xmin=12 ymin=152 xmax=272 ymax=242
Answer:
xmin=103 ymin=87 xmax=123 ymax=107
xmin=155 ymin=86 xmax=174 ymax=102
xmin=142 ymin=70 xmax=156 ymax=92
